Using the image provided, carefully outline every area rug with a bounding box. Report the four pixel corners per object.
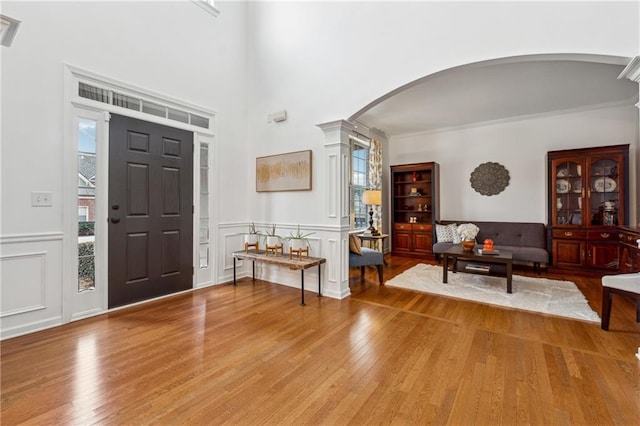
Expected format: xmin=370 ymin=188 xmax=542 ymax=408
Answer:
xmin=385 ymin=263 xmax=600 ymax=322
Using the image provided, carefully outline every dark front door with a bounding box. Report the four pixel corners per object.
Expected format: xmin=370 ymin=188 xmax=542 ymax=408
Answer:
xmin=108 ymin=114 xmax=193 ymax=308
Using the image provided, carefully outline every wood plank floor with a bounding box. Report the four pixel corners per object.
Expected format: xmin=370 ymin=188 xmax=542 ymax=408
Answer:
xmin=2 ymin=256 xmax=639 ymax=425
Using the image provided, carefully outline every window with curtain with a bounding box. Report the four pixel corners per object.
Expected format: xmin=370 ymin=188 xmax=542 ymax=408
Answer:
xmin=350 ymin=139 xmax=369 ymax=230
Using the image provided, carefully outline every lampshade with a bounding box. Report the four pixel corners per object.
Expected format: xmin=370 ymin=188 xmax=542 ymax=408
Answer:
xmin=362 ymin=189 xmax=382 ymax=206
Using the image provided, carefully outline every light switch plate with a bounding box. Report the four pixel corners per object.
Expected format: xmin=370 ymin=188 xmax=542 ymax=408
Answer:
xmin=31 ymin=191 xmax=53 ymax=207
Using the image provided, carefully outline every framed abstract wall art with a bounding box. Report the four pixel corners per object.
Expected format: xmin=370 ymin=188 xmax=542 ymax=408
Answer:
xmin=256 ymin=150 xmax=312 ymax=192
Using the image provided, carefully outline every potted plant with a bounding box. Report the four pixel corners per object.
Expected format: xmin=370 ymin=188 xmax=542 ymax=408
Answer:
xmin=285 ymin=224 xmax=315 ymax=251
xmin=244 ymin=222 xmax=261 ymax=247
xmin=264 ymin=224 xmax=282 ymax=248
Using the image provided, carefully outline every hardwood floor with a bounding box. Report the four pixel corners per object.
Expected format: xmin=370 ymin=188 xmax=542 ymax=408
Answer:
xmin=2 ymin=256 xmax=639 ymax=425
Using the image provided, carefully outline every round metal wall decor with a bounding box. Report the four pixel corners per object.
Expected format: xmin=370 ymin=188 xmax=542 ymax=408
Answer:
xmin=470 ymin=162 xmax=510 ymax=196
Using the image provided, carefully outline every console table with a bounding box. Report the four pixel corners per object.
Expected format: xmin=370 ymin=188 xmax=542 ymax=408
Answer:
xmin=231 ymin=250 xmax=326 ymax=306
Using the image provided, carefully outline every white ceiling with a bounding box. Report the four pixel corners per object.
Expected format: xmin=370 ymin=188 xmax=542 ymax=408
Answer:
xmin=353 ymin=58 xmax=638 ymax=137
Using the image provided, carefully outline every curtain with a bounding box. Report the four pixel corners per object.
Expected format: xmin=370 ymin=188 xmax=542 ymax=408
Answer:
xmin=369 ymin=138 xmax=382 ymax=231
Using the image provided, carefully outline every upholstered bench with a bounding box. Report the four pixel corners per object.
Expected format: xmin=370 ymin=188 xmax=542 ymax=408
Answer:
xmin=349 ymin=234 xmax=384 ymax=285
xmin=601 ymin=272 xmax=640 ymax=330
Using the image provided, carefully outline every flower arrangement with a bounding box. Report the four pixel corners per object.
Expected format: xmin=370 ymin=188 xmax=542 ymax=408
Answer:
xmin=457 ymin=223 xmax=479 ymax=241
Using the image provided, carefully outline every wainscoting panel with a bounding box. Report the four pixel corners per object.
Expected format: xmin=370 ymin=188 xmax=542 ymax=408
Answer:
xmin=328 ymin=238 xmax=338 ymax=283
xmin=1 ymin=233 xmax=64 ymax=339
xmin=327 ymin=153 xmax=337 ymax=218
xmin=216 ymin=223 xmax=347 ymax=299
xmin=1 ymin=252 xmax=47 ymax=317
xmin=342 ymin=236 xmax=349 ymax=283
xmin=341 ymin=153 xmax=349 ymax=219
xmin=223 ymin=232 xmax=245 ymax=271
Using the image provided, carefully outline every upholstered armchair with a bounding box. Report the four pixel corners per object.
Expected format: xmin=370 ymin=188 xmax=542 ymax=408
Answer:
xmin=348 ymin=235 xmax=384 ymax=285
xmin=601 ymin=273 xmax=640 ymax=330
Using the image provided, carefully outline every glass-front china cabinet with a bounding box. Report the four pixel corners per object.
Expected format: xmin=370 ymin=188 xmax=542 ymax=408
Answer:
xmin=548 ymin=145 xmax=629 ymax=271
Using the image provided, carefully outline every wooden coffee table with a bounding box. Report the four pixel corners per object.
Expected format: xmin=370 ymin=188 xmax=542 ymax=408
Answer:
xmin=442 ymin=245 xmax=513 ymax=293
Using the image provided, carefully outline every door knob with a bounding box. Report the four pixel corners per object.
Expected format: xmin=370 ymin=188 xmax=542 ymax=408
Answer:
xmin=110 ymin=217 xmax=120 ymax=224
xmin=111 ymin=204 xmax=120 ymax=210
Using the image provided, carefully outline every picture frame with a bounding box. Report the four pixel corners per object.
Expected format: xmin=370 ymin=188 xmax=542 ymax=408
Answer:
xmin=256 ymin=150 xmax=312 ymax=192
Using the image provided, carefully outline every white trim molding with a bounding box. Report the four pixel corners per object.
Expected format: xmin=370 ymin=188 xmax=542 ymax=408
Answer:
xmin=191 ymin=0 xmax=220 ymax=17
xmin=0 ymin=252 xmax=47 ymax=317
xmin=1 ymin=232 xmax=63 ymax=244
xmin=0 ymin=14 xmax=21 ymax=47
xmin=618 ymin=56 xmax=640 ymax=82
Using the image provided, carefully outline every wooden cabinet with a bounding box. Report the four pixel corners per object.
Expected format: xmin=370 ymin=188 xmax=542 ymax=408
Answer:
xmin=413 ymin=224 xmax=433 ymax=255
xmin=392 ymin=223 xmax=412 ymax=253
xmin=548 ymin=145 xmax=629 ymax=272
xmin=390 ymin=162 xmax=439 ymax=258
xmin=552 ymin=229 xmax=586 ymax=268
xmin=619 ymin=227 xmax=640 ymax=273
xmin=392 ymin=224 xmax=433 ymax=256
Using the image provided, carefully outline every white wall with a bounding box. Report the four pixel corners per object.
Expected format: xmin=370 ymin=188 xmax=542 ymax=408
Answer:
xmin=245 ymin=1 xmax=639 ymax=224
xmin=1 ymin=1 xmax=248 ymax=231
xmin=1 ymin=1 xmax=248 ymax=338
xmin=1 ymin=0 xmax=639 ymax=337
xmin=389 ymin=105 xmax=639 ymax=223
xmin=245 ymin=0 xmax=638 ymax=292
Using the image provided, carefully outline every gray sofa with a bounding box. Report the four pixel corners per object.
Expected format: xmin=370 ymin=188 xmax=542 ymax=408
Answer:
xmin=432 ymin=221 xmax=549 ymax=271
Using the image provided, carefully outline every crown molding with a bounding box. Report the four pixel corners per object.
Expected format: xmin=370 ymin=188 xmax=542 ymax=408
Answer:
xmin=191 ymin=0 xmax=220 ymax=18
xmin=0 ymin=14 xmax=21 ymax=47
xmin=392 ymin=97 xmax=638 ymax=140
xmin=316 ymin=119 xmax=356 ymax=133
xmin=618 ymin=56 xmax=640 ymax=82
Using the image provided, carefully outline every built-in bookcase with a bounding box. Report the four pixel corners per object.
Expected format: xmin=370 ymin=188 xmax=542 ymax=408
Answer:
xmin=390 ymin=162 xmax=440 ymax=258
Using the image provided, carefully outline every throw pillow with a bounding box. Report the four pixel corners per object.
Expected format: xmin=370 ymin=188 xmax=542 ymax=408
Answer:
xmin=435 ymin=223 xmax=456 ymax=243
xmin=349 ymin=234 xmax=362 ymax=255
xmin=449 ymin=223 xmax=462 ymax=243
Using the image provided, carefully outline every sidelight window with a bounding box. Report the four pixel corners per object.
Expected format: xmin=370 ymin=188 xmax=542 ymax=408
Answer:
xmin=78 ymin=118 xmax=97 ymax=292
xmin=199 ymin=143 xmax=210 ymax=268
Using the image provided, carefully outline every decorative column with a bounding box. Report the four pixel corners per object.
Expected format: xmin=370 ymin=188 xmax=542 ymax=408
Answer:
xmin=317 ymin=120 xmax=354 ymax=299
xmin=619 ymin=55 xmax=640 ymax=228
xmin=619 ymin=56 xmax=640 ymax=360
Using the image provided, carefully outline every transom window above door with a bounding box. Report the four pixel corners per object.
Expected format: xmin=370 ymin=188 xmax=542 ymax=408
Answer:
xmin=78 ymin=82 xmax=210 ymax=130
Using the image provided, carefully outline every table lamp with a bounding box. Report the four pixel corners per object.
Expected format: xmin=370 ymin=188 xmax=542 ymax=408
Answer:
xmin=362 ymin=189 xmax=382 ymax=235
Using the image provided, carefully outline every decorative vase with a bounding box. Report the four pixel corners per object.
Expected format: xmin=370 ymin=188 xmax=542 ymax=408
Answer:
xmin=244 ymin=233 xmax=260 ymax=252
xmin=266 ymin=235 xmax=281 ymax=247
xmin=244 ymin=234 xmax=260 ymax=245
xmin=289 ymin=239 xmax=307 ymax=251
xmin=461 ymin=240 xmax=475 ymax=252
